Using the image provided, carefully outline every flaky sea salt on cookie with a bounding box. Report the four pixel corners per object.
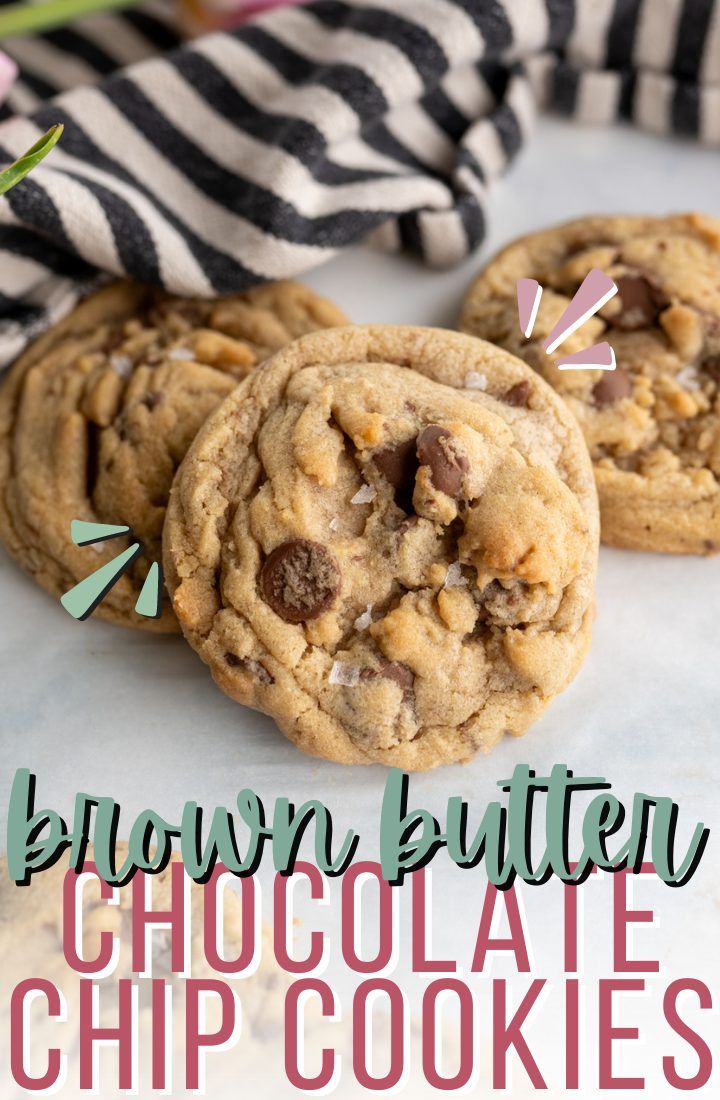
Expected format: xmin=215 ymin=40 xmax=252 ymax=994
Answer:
xmin=459 ymin=213 xmax=720 ymax=555
xmin=165 ymin=327 xmax=598 ymax=770
xmin=0 ymin=280 xmax=347 ymax=631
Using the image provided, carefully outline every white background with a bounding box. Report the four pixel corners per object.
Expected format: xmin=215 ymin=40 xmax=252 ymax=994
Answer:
xmin=1 ymin=118 xmax=719 ymax=1096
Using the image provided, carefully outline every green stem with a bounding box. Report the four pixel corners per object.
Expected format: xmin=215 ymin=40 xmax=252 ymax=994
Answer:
xmin=0 ymin=0 xmax=144 ymax=38
xmin=0 ymin=124 xmax=63 ymax=195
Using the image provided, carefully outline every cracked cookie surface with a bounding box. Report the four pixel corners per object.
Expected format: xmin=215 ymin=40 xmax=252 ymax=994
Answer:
xmin=0 ymin=280 xmax=348 ymax=630
xmin=459 ymin=213 xmax=720 ymax=555
xmin=164 ymin=326 xmax=599 ymax=770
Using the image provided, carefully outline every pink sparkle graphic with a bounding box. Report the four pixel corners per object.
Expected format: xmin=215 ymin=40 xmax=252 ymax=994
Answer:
xmin=556 ymin=341 xmax=616 ymax=371
xmin=516 ymin=268 xmax=618 ymax=372
xmin=516 ymin=278 xmax=542 ymax=338
xmin=542 ymin=268 xmax=617 ymax=355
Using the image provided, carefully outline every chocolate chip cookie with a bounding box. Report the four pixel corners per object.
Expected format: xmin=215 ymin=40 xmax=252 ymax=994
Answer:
xmin=0 ymin=280 xmax=348 ymax=630
xmin=164 ymin=326 xmax=599 ymax=769
xmin=459 ymin=213 xmax=720 ymax=555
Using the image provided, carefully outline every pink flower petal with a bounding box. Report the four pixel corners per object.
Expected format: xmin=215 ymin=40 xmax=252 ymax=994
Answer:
xmin=0 ymin=52 xmax=18 ymax=108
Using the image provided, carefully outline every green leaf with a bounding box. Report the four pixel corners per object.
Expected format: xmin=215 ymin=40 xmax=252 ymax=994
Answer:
xmin=0 ymin=0 xmax=141 ymax=38
xmin=0 ymin=124 xmax=63 ymax=196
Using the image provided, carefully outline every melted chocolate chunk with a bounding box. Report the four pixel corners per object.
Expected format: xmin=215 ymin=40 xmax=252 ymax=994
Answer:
xmin=224 ymin=652 xmax=274 ymax=684
xmin=374 ymin=437 xmax=418 ymax=511
xmin=396 ymin=514 xmax=419 ymax=535
xmin=260 ymin=539 xmax=341 ymax=623
xmin=416 ymin=425 xmax=469 ymax=499
xmin=593 ymin=367 xmax=633 ymax=406
xmin=106 ymin=329 xmax=125 ymax=352
xmin=701 ymin=356 xmax=720 ymax=384
xmin=608 ymin=275 xmax=667 ymax=330
xmin=361 ymin=661 xmax=415 ymax=700
xmin=502 ymin=380 xmax=533 ymax=407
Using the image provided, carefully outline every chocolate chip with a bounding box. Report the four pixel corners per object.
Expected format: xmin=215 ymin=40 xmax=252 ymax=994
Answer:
xmin=379 ymin=661 xmax=415 ymax=693
xmin=244 ymin=659 xmax=273 ymax=684
xmin=260 ymin=539 xmax=341 ymax=623
xmin=106 ymin=329 xmax=125 ymax=351
xmin=704 ymin=540 xmax=717 ymax=553
xmin=224 ymin=653 xmax=274 ymax=683
xmin=416 ymin=425 xmax=469 ymax=499
xmin=608 ymin=275 xmax=666 ymax=330
xmin=396 ymin=514 xmax=419 ymax=535
xmin=360 ymin=661 xmax=415 ymax=700
xmin=141 ymin=391 xmax=163 ymax=410
xmin=374 ymin=437 xmax=418 ymax=511
xmin=593 ymin=368 xmax=633 ymax=406
xmin=701 ymin=356 xmax=720 ymax=384
xmin=502 ymin=380 xmax=533 ymax=407
xmin=474 ymin=580 xmax=500 ymax=622
xmin=153 ymin=297 xmax=205 ymax=326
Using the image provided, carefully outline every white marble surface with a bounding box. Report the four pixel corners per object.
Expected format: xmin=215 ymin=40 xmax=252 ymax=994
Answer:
xmin=1 ymin=117 xmax=719 ymax=1095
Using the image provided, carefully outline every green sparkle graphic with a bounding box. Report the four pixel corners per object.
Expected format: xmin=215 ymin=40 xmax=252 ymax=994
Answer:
xmin=134 ymin=562 xmax=163 ymax=619
xmin=61 ymin=521 xmax=164 ymax=621
xmin=70 ymin=519 xmax=130 ymax=546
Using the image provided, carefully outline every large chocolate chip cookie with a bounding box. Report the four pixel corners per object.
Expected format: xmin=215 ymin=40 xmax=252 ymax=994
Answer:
xmin=164 ymin=326 xmax=599 ymax=769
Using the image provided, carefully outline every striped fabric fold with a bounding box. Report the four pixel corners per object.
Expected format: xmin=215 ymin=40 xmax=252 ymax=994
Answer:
xmin=0 ymin=0 xmax=718 ymax=369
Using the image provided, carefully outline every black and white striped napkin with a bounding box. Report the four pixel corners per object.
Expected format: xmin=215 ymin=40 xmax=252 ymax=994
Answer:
xmin=0 ymin=0 xmax=718 ymax=369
